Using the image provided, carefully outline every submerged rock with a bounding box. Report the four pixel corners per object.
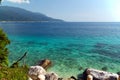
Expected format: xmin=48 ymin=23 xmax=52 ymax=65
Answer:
xmin=58 ymin=78 xmax=63 ymax=80
xmin=83 ymin=68 xmax=119 ymax=80
xmin=70 ymin=76 xmax=77 ymax=80
xmin=101 ymin=66 xmax=108 ymax=71
xmin=94 ymin=43 xmax=108 ymax=49
xmin=117 ymin=71 xmax=120 ymax=75
xmin=38 ymin=59 xmax=52 ymax=69
xmin=67 ymin=76 xmax=77 ymax=80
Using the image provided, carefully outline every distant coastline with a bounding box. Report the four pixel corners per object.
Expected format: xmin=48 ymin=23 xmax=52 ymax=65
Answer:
xmin=0 ymin=21 xmax=64 ymax=23
xmin=0 ymin=6 xmax=63 ymax=22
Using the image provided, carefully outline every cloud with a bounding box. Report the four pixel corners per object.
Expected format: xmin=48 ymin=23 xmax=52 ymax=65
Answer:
xmin=7 ymin=0 xmax=30 ymax=4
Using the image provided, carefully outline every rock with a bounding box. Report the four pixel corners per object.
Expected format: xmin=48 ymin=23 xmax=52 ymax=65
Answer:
xmin=67 ymin=76 xmax=77 ymax=80
xmin=70 ymin=76 xmax=77 ymax=80
xmin=38 ymin=59 xmax=52 ymax=69
xmin=117 ymin=71 xmax=120 ymax=75
xmin=45 ymin=72 xmax=58 ymax=80
xmin=28 ymin=77 xmax=33 ymax=80
xmin=83 ymin=68 xmax=119 ymax=80
xmin=79 ymin=66 xmax=83 ymax=71
xmin=101 ymin=66 xmax=108 ymax=71
xmin=118 ymin=76 xmax=120 ymax=79
xmin=58 ymin=78 xmax=63 ymax=80
xmin=77 ymin=73 xmax=83 ymax=80
xmin=28 ymin=66 xmax=46 ymax=80
xmin=38 ymin=74 xmax=45 ymax=80
xmin=68 ymin=78 xmax=74 ymax=80
xmin=87 ymin=75 xmax=93 ymax=80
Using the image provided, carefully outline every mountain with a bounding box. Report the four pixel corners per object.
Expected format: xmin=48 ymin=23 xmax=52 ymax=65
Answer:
xmin=0 ymin=6 xmax=63 ymax=22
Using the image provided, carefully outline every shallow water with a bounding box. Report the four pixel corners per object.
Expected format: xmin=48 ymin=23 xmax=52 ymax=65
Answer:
xmin=0 ymin=22 xmax=120 ymax=77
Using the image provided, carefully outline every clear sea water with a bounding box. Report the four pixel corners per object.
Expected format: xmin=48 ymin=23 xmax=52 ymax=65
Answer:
xmin=0 ymin=22 xmax=120 ymax=78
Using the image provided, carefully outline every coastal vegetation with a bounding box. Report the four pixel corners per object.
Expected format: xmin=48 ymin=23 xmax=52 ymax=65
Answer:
xmin=0 ymin=2 xmax=28 ymax=79
xmin=0 ymin=29 xmax=10 ymax=66
xmin=0 ymin=67 xmax=28 ymax=80
xmin=0 ymin=28 xmax=28 ymax=80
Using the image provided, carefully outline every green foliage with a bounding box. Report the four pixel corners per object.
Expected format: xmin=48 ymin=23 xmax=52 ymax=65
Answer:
xmin=0 ymin=28 xmax=10 ymax=66
xmin=0 ymin=67 xmax=28 ymax=80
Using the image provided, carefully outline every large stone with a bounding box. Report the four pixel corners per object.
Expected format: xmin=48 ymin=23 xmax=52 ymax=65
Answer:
xmin=83 ymin=68 xmax=119 ymax=80
xmin=28 ymin=66 xmax=46 ymax=80
xmin=45 ymin=72 xmax=58 ymax=80
xmin=38 ymin=74 xmax=45 ymax=80
xmin=38 ymin=59 xmax=52 ymax=69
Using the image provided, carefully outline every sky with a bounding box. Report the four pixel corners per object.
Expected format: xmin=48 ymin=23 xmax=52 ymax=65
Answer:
xmin=2 ymin=0 xmax=120 ymax=22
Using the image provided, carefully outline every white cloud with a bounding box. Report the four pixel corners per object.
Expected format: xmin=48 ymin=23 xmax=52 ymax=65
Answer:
xmin=7 ymin=0 xmax=30 ymax=4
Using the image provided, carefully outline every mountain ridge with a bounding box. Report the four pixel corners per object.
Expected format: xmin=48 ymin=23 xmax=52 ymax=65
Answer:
xmin=0 ymin=6 xmax=63 ymax=22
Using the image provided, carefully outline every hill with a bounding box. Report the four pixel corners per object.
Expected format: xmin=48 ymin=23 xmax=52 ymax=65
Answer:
xmin=0 ymin=6 xmax=63 ymax=22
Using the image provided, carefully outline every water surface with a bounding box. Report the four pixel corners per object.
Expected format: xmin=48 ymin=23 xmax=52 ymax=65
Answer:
xmin=0 ymin=22 xmax=120 ymax=77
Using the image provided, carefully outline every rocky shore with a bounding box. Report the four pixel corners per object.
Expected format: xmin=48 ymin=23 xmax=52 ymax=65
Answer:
xmin=28 ymin=59 xmax=120 ymax=80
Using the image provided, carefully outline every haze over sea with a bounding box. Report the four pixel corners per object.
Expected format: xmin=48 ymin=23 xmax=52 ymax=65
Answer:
xmin=0 ymin=22 xmax=120 ymax=77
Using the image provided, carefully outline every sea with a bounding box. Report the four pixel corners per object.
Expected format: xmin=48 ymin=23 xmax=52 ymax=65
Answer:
xmin=0 ymin=22 xmax=120 ymax=78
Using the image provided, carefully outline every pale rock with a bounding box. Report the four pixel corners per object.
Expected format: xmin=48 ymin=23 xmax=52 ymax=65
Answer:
xmin=38 ymin=74 xmax=45 ymax=80
xmin=28 ymin=66 xmax=46 ymax=80
xmin=87 ymin=75 xmax=93 ymax=80
xmin=83 ymin=68 xmax=119 ymax=80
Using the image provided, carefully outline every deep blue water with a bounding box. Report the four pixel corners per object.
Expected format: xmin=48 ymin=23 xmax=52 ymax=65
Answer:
xmin=0 ymin=22 xmax=120 ymax=77
xmin=1 ymin=22 xmax=120 ymax=37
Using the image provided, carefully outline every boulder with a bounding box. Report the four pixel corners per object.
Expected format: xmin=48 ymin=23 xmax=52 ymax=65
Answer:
xmin=45 ymin=72 xmax=58 ymax=80
xmin=38 ymin=74 xmax=45 ymax=80
xmin=83 ymin=68 xmax=119 ymax=80
xmin=38 ymin=59 xmax=52 ymax=69
xmin=28 ymin=66 xmax=46 ymax=80
xmin=28 ymin=65 xmax=59 ymax=80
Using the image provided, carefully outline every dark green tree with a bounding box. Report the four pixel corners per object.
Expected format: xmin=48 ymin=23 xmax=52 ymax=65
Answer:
xmin=0 ymin=0 xmax=2 ymax=4
xmin=0 ymin=28 xmax=10 ymax=66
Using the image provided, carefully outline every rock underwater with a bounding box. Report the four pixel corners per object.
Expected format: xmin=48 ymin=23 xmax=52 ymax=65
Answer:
xmin=38 ymin=59 xmax=52 ymax=70
xmin=28 ymin=59 xmax=120 ymax=80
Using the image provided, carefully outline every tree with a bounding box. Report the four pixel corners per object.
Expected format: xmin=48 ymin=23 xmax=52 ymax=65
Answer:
xmin=0 ymin=0 xmax=2 ymax=4
xmin=0 ymin=28 xmax=10 ymax=66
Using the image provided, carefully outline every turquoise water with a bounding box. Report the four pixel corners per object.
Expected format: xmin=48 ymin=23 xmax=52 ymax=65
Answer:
xmin=0 ymin=22 xmax=120 ymax=77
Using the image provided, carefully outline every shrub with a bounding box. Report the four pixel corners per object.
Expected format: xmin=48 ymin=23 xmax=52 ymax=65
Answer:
xmin=0 ymin=28 xmax=10 ymax=66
